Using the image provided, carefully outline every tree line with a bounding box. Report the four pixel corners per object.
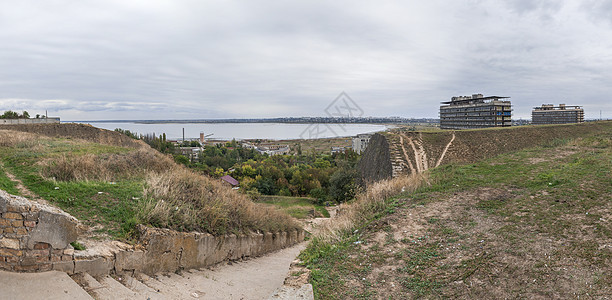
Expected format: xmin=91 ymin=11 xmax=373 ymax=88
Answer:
xmin=0 ymin=110 xmax=49 ymax=119
xmin=115 ymin=128 xmax=361 ymax=203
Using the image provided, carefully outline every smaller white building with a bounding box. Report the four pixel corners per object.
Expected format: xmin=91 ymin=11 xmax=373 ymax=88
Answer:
xmin=352 ymin=133 xmax=372 ymax=154
xmin=256 ymin=144 xmax=291 ymax=156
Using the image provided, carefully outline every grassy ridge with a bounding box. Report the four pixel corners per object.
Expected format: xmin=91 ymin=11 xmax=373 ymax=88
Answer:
xmin=0 ymin=129 xmax=300 ymax=240
xmin=301 ymin=129 xmax=611 ymax=298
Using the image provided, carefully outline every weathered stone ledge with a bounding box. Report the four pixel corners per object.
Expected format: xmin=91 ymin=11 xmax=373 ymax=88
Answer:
xmin=0 ymin=189 xmax=304 ymax=276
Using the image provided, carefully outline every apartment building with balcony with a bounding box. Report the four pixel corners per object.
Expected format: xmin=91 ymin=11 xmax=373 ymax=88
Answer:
xmin=532 ymin=104 xmax=584 ymax=125
xmin=440 ymin=94 xmax=512 ymax=129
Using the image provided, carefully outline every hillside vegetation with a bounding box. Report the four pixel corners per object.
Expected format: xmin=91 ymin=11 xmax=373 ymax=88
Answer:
xmin=0 ymin=126 xmax=299 ymax=240
xmin=302 ymin=121 xmax=611 ymax=299
xmin=360 ymin=121 xmax=612 ymax=181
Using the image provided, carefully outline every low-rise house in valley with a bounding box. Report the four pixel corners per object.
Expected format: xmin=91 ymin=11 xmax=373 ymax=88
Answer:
xmin=220 ymin=175 xmax=240 ymax=189
xmin=178 ymin=147 xmax=201 ymax=162
xmin=256 ymin=144 xmax=291 ymax=156
xmin=241 ymin=142 xmax=255 ymax=149
xmin=331 ymin=146 xmax=349 ymax=155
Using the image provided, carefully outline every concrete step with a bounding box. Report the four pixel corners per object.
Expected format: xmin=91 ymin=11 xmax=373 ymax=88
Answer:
xmin=77 ymin=272 xmax=142 ymax=300
xmin=75 ymin=272 xmax=105 ymax=295
xmin=136 ymin=273 xmax=196 ymax=299
xmin=97 ymin=275 xmax=142 ymax=300
xmin=122 ymin=275 xmax=168 ymax=300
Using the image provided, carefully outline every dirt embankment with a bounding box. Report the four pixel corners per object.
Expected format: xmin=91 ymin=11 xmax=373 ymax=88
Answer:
xmin=0 ymin=123 xmax=146 ymax=148
xmin=360 ymin=121 xmax=612 ymax=182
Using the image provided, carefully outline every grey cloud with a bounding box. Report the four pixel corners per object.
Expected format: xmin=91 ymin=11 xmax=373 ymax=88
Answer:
xmin=0 ymin=0 xmax=611 ymax=120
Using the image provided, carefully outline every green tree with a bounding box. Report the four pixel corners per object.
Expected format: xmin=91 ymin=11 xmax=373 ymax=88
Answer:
xmin=328 ymin=167 xmax=358 ymax=203
xmin=174 ymin=155 xmax=189 ymax=165
xmin=309 ymin=187 xmax=327 ymax=205
xmin=1 ymin=111 xmax=19 ymax=119
xmin=253 ymin=177 xmax=278 ymax=195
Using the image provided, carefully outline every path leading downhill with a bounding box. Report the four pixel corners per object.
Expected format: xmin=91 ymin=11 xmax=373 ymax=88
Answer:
xmin=0 ymin=241 xmax=309 ymax=300
xmin=132 ymin=242 xmax=308 ymax=300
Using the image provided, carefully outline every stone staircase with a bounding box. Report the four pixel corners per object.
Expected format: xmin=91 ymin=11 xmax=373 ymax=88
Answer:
xmin=75 ymin=272 xmax=175 ymax=300
xmin=386 ymin=134 xmax=411 ymax=178
xmin=68 ymin=242 xmax=312 ymax=300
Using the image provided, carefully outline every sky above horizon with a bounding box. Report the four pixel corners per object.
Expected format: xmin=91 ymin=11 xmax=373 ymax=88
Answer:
xmin=1 ymin=0 xmax=611 ymax=121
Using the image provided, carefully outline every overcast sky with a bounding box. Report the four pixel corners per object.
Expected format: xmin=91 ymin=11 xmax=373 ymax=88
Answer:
xmin=1 ymin=0 xmax=611 ymax=120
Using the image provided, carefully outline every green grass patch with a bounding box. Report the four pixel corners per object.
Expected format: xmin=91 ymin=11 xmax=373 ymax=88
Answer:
xmin=256 ymin=195 xmax=330 ymax=219
xmin=0 ymin=166 xmax=20 ymax=196
xmin=0 ymin=141 xmax=145 ymax=240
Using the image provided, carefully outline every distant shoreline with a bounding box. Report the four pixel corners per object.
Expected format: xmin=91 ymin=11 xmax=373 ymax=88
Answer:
xmin=67 ymin=117 xmax=439 ymax=124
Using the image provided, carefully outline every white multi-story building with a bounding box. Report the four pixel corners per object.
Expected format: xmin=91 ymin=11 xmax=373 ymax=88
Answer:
xmin=352 ymin=133 xmax=372 ymax=154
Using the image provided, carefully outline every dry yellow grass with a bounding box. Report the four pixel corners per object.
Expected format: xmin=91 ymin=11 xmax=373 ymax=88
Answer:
xmin=314 ymin=173 xmax=427 ymax=242
xmin=0 ymin=129 xmax=46 ymax=148
xmin=40 ymin=149 xmax=175 ymax=181
xmin=139 ymin=167 xmax=302 ymax=234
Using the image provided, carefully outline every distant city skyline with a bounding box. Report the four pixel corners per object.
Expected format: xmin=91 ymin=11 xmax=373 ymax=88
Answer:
xmin=1 ymin=1 xmax=611 ymax=121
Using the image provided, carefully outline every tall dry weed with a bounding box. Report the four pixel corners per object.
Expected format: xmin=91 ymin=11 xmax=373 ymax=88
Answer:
xmin=40 ymin=148 xmax=175 ymax=181
xmin=0 ymin=129 xmax=45 ymax=148
xmin=314 ymin=173 xmax=427 ymax=242
xmin=139 ymin=168 xmax=301 ymax=234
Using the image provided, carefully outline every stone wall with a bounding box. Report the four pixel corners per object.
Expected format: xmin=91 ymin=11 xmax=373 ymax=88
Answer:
xmin=0 ymin=189 xmax=305 ymax=276
xmin=0 ymin=118 xmax=60 ymax=125
xmin=357 ymin=133 xmax=392 ymax=184
xmin=0 ymin=190 xmax=79 ymax=272
xmin=71 ymin=226 xmax=305 ymax=276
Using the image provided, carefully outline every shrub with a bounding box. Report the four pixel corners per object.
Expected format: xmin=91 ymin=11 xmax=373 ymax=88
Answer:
xmin=138 ymin=168 xmax=301 ymax=234
xmin=309 ymin=187 xmax=327 ymax=205
xmin=328 ymin=167 xmax=358 ymax=203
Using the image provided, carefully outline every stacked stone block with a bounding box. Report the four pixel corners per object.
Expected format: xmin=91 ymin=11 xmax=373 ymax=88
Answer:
xmin=0 ymin=190 xmax=78 ymax=272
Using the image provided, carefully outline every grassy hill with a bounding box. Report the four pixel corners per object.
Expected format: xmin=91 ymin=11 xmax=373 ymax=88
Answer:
xmin=302 ymin=122 xmax=611 ymax=299
xmin=0 ymin=125 xmax=299 ymax=241
xmin=360 ymin=121 xmax=612 ymax=182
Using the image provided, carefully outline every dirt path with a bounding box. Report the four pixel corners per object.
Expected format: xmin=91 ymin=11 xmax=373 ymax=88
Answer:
xmin=405 ymin=135 xmax=428 ymax=172
xmin=399 ymin=135 xmax=416 ymax=174
xmin=0 ymin=163 xmax=51 ymax=206
xmin=435 ymin=132 xmax=455 ymax=168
